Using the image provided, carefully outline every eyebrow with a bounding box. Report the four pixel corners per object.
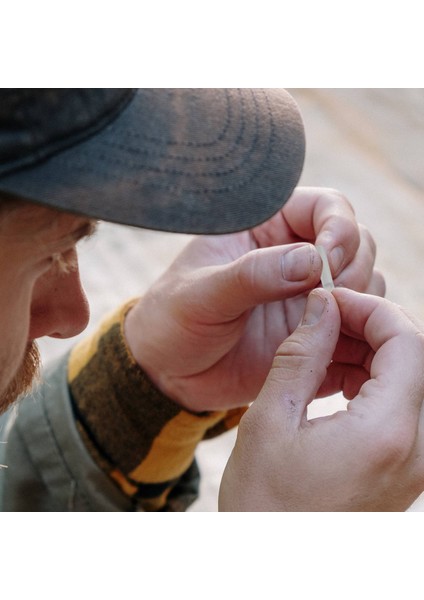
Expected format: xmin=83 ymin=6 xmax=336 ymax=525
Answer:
xmin=50 ymin=220 xmax=99 ymax=251
xmin=68 ymin=220 xmax=99 ymax=243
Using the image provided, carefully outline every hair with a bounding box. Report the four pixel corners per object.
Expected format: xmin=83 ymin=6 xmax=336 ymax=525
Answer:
xmin=0 ymin=191 xmax=31 ymax=233
xmin=0 ymin=191 xmax=64 ymax=239
xmin=0 ymin=190 xmax=24 ymax=212
xmin=0 ymin=341 xmax=41 ymax=414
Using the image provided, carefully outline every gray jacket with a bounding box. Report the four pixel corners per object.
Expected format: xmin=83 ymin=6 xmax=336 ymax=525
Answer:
xmin=0 ymin=355 xmax=132 ymax=511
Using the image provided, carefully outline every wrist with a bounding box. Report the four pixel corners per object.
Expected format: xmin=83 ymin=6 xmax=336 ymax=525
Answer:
xmin=124 ymin=301 xmax=198 ymax=412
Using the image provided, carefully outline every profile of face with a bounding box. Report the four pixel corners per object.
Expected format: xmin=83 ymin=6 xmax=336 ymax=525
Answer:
xmin=0 ymin=200 xmax=96 ymax=413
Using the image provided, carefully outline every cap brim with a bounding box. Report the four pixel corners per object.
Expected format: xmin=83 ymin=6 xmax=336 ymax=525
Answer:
xmin=0 ymin=89 xmax=305 ymax=234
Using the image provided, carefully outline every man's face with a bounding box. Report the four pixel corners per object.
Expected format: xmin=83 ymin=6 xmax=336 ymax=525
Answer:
xmin=0 ymin=201 xmax=96 ymax=413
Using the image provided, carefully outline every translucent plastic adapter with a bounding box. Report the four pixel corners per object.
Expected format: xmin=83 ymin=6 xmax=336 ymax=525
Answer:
xmin=316 ymin=245 xmax=334 ymax=292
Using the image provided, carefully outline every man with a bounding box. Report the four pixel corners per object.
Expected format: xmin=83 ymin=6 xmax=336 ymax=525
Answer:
xmin=0 ymin=89 xmax=423 ymax=511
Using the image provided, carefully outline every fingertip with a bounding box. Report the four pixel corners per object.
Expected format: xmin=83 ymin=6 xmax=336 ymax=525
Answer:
xmin=301 ymin=288 xmax=337 ymax=327
xmin=281 ymin=243 xmax=319 ymax=283
xmin=331 ymin=286 xmax=359 ymax=310
xmin=329 ymin=245 xmax=345 ymax=276
xmin=332 ymin=286 xmax=361 ymax=302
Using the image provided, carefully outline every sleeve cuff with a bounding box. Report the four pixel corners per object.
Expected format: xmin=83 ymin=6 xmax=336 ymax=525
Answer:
xmin=68 ymin=299 xmax=245 ymax=506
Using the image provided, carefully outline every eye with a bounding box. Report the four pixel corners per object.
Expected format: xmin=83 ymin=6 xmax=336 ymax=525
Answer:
xmin=50 ymin=249 xmax=78 ymax=275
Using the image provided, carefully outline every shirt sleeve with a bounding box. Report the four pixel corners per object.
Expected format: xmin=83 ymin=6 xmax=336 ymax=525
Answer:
xmin=68 ymin=298 xmax=246 ymax=511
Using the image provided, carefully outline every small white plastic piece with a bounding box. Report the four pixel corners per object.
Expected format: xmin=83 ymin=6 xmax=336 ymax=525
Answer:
xmin=316 ymin=245 xmax=334 ymax=292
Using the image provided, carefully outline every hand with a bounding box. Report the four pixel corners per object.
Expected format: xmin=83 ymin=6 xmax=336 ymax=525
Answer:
xmin=219 ymin=288 xmax=424 ymax=511
xmin=126 ymin=187 xmax=385 ymax=412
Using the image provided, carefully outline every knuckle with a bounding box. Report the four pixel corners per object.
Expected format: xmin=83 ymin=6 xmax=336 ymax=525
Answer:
xmin=234 ymin=249 xmax=261 ymax=295
xmin=275 ymin=336 xmax=311 ymax=363
xmin=335 ymin=215 xmax=361 ymax=243
xmin=318 ymin=188 xmax=356 ymax=215
xmin=321 ymin=213 xmax=361 ymax=252
xmin=272 ymin=338 xmax=327 ymax=382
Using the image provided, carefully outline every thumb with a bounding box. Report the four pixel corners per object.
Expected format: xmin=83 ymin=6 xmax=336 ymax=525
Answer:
xmin=257 ymin=289 xmax=341 ymax=426
xmin=192 ymin=243 xmax=323 ymax=320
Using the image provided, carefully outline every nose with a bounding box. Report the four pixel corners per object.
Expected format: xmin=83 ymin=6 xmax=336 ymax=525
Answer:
xmin=29 ymin=255 xmax=90 ymax=340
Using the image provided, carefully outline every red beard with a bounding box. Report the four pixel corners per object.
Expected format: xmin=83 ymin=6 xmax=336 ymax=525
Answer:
xmin=1 ymin=341 xmax=41 ymax=414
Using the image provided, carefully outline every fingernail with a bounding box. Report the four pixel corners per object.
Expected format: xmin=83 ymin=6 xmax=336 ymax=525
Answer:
xmin=281 ymin=245 xmax=313 ymax=282
xmin=301 ymin=292 xmax=326 ymax=326
xmin=329 ymin=246 xmax=344 ymax=275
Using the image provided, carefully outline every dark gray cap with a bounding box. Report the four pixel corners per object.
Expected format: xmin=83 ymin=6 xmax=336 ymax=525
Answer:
xmin=0 ymin=89 xmax=305 ymax=234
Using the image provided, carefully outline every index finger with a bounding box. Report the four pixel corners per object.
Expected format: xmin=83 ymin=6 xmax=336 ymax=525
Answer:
xmin=334 ymin=288 xmax=424 ymax=413
xmin=283 ymin=187 xmax=361 ymax=277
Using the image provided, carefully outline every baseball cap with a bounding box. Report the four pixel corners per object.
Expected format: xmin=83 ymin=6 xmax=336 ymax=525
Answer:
xmin=0 ymin=89 xmax=305 ymax=234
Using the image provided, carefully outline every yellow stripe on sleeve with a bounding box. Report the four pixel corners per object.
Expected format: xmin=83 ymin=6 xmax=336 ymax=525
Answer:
xmin=68 ymin=298 xmax=138 ymax=382
xmin=129 ymin=410 xmax=226 ymax=483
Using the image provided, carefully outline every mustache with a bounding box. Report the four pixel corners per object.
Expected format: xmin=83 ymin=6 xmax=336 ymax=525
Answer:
xmin=0 ymin=341 xmax=41 ymax=414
